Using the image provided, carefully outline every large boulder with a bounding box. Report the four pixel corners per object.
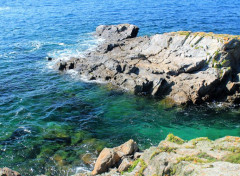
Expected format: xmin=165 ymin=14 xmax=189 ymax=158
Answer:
xmin=92 ymin=139 xmax=139 ymax=175
xmin=92 ymin=148 xmax=120 ymax=175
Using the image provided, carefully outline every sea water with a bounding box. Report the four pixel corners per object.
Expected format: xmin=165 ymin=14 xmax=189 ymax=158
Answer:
xmin=0 ymin=0 xmax=240 ymax=175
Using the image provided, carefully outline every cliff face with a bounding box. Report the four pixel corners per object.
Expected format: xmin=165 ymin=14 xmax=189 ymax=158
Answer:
xmin=55 ymin=24 xmax=240 ymax=105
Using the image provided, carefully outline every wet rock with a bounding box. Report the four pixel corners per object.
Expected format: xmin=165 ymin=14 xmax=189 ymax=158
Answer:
xmin=82 ymin=153 xmax=95 ymax=165
xmin=46 ymin=56 xmax=53 ymax=61
xmin=0 ymin=167 xmax=21 ymax=176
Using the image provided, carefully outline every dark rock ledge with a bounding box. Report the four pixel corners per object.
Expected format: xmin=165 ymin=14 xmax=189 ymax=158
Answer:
xmin=53 ymin=24 xmax=240 ymax=106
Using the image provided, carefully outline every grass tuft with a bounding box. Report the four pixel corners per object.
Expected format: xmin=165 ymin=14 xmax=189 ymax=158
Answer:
xmin=166 ymin=133 xmax=185 ymax=144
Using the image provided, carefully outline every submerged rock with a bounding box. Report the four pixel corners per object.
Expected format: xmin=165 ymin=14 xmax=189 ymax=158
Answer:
xmin=55 ymin=24 xmax=240 ymax=106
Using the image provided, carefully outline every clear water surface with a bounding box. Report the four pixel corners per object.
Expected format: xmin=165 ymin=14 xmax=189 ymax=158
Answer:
xmin=0 ymin=0 xmax=240 ymax=175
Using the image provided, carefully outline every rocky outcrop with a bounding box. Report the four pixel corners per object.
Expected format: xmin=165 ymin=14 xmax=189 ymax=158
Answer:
xmin=92 ymin=139 xmax=139 ymax=175
xmin=84 ymin=134 xmax=240 ymax=176
xmin=0 ymin=167 xmax=21 ymax=176
xmin=54 ymin=24 xmax=240 ymax=105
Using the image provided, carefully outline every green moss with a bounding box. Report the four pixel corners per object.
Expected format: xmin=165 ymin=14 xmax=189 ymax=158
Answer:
xmin=197 ymin=152 xmax=216 ymax=162
xmin=166 ymin=133 xmax=185 ymax=144
xmin=54 ymin=150 xmax=68 ymax=160
xmin=170 ymin=165 xmax=177 ymax=175
xmin=191 ymin=137 xmax=211 ymax=145
xmin=178 ymin=31 xmax=191 ymax=36
xmin=150 ymin=146 xmax=177 ymax=159
xmin=224 ymin=153 xmax=240 ymax=164
xmin=177 ymin=156 xmax=205 ymax=163
xmin=128 ymin=159 xmax=140 ymax=172
xmin=159 ymin=98 xmax=176 ymax=108
xmin=53 ymin=150 xmax=69 ymax=166
xmin=71 ymin=131 xmax=87 ymax=145
xmin=122 ymin=159 xmax=147 ymax=176
xmin=81 ymin=138 xmax=106 ymax=153
xmin=138 ymin=159 xmax=147 ymax=176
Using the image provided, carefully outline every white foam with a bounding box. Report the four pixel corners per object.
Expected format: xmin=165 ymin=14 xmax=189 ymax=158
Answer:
xmin=75 ymin=166 xmax=90 ymax=173
xmin=30 ymin=41 xmax=43 ymax=52
xmin=0 ymin=7 xmax=10 ymax=11
xmin=46 ymin=34 xmax=102 ymax=70
xmin=66 ymin=70 xmax=106 ymax=84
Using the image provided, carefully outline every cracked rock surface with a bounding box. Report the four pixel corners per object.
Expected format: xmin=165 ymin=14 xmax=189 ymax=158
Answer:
xmin=54 ymin=24 xmax=240 ymax=105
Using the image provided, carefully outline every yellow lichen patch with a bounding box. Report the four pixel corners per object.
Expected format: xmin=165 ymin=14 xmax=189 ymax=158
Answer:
xmin=177 ymin=31 xmax=191 ymax=36
xmin=189 ymin=32 xmax=240 ymax=43
xmin=224 ymin=136 xmax=240 ymax=142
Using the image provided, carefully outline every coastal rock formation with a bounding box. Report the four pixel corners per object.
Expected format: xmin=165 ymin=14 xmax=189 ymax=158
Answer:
xmin=92 ymin=139 xmax=139 ymax=175
xmin=84 ymin=135 xmax=240 ymax=176
xmin=54 ymin=24 xmax=240 ymax=105
xmin=0 ymin=167 xmax=21 ymax=176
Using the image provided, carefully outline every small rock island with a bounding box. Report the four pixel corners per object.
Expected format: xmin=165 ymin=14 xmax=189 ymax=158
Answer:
xmin=55 ymin=24 xmax=240 ymax=106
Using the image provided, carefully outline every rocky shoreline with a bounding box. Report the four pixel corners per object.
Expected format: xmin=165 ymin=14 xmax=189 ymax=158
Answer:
xmin=3 ymin=134 xmax=240 ymax=176
xmin=78 ymin=134 xmax=240 ymax=176
xmin=54 ymin=24 xmax=240 ymax=106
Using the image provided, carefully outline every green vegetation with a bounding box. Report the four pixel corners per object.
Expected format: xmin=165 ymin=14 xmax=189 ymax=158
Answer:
xmin=170 ymin=165 xmax=177 ymax=175
xmin=159 ymin=98 xmax=176 ymax=108
xmin=126 ymin=159 xmax=140 ymax=173
xmin=122 ymin=158 xmax=147 ymax=176
xmin=138 ymin=159 xmax=147 ymax=176
xmin=177 ymin=152 xmax=217 ymax=164
xmin=71 ymin=131 xmax=88 ymax=145
xmin=166 ymin=133 xmax=185 ymax=144
xmin=224 ymin=153 xmax=240 ymax=164
xmin=178 ymin=31 xmax=191 ymax=37
xmin=177 ymin=156 xmax=205 ymax=163
xmin=191 ymin=137 xmax=211 ymax=145
xmin=150 ymin=146 xmax=177 ymax=159
xmin=197 ymin=152 xmax=216 ymax=162
xmin=215 ymin=145 xmax=240 ymax=153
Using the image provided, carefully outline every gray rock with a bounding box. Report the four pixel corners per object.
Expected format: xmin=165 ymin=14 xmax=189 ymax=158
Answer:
xmin=96 ymin=24 xmax=139 ymax=41
xmin=55 ymin=24 xmax=240 ymax=105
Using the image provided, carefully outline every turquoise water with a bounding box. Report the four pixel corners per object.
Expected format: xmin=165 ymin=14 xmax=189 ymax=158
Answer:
xmin=0 ymin=0 xmax=240 ymax=175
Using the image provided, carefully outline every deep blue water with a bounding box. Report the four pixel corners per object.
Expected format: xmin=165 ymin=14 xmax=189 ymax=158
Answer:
xmin=0 ymin=0 xmax=240 ymax=175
